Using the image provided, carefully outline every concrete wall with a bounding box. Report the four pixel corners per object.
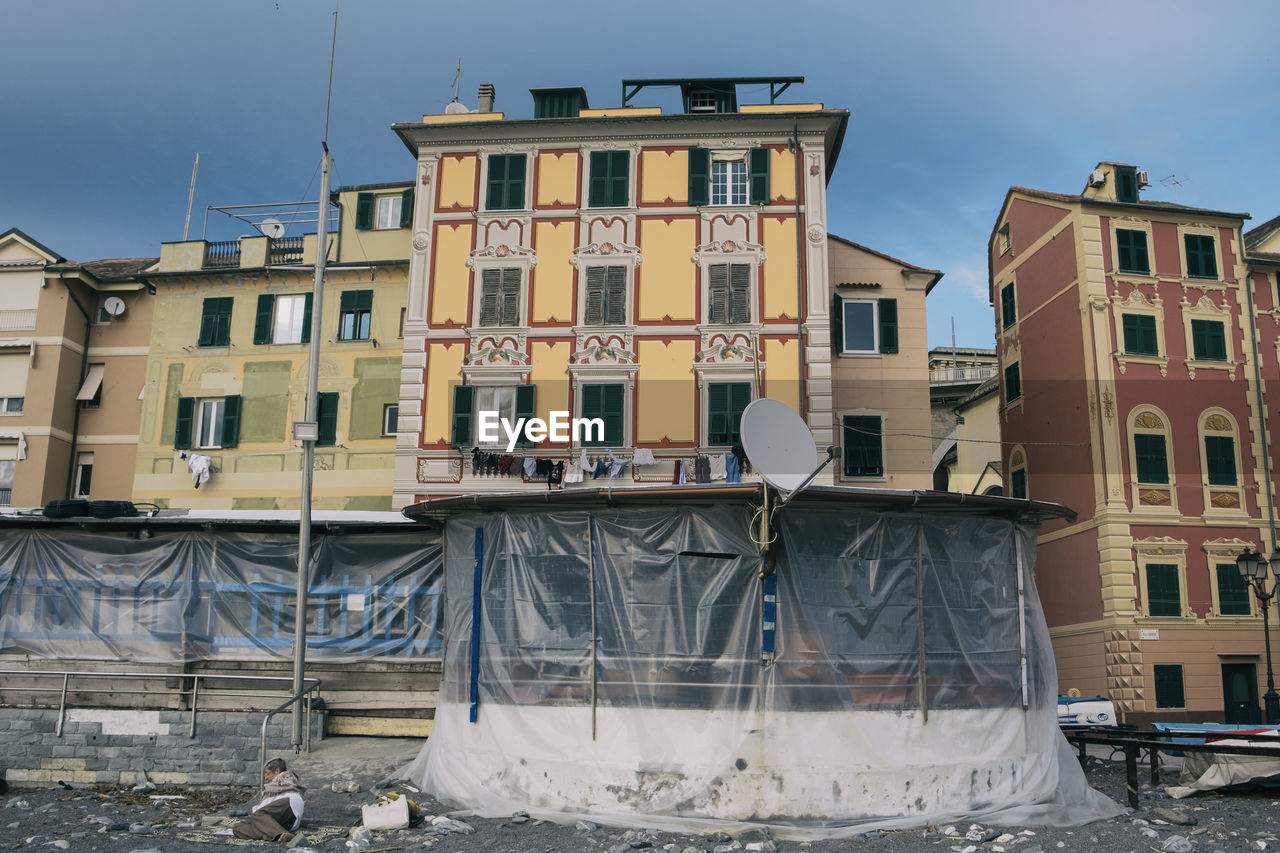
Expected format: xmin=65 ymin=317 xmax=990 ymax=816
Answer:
xmin=0 ymin=707 xmax=322 ymax=787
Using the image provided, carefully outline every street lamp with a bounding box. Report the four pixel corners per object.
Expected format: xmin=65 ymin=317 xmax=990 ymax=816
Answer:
xmin=1236 ymin=547 xmax=1280 ymax=724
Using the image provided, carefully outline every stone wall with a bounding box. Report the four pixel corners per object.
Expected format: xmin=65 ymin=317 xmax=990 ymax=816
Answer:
xmin=0 ymin=707 xmax=323 ymax=787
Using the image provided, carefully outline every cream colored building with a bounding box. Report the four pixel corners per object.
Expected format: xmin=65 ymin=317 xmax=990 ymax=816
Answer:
xmin=132 ymin=183 xmax=411 ymax=510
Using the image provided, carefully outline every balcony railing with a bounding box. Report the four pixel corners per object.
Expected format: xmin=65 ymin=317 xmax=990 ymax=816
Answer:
xmin=268 ymin=236 xmax=305 ymax=265
xmin=0 ymin=488 xmax=10 ymax=507
xmin=204 ymin=240 xmax=242 ymax=269
xmin=0 ymin=309 xmax=37 ymax=332
xmin=930 ymin=365 xmax=998 ymax=385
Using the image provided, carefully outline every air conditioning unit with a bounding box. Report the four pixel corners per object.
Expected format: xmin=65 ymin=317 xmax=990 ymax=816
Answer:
xmin=1087 ymin=169 xmax=1106 ymax=188
xmin=1137 ymin=170 xmax=1150 ymax=188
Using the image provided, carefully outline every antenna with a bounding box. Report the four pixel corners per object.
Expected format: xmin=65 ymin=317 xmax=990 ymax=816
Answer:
xmin=182 ymin=153 xmax=199 ymax=241
xmin=451 ymin=58 xmax=462 ymax=103
xmin=1160 ymin=173 xmax=1190 ymax=203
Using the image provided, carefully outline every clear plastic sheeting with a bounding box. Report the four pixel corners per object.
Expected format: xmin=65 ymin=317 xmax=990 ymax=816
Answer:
xmin=405 ymin=502 xmax=1124 ymax=837
xmin=0 ymin=528 xmax=443 ymax=662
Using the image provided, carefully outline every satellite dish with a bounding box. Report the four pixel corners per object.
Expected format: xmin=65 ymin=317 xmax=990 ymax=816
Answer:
xmin=740 ymin=398 xmax=817 ymax=493
xmin=444 ymin=100 xmax=470 ymax=114
xmin=102 ymin=296 xmax=126 ymax=317
xmin=259 ymin=218 xmax=286 ymax=239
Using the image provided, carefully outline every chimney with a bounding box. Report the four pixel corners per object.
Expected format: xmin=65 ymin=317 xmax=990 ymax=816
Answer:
xmin=478 ymin=83 xmax=495 ymax=113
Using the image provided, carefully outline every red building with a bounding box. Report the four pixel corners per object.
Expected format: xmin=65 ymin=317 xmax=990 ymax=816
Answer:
xmin=990 ymin=161 xmax=1280 ymax=725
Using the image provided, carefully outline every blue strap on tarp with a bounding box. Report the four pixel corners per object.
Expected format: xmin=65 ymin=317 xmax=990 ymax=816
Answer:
xmin=469 ymin=526 xmax=483 ymax=723
xmin=761 ymin=571 xmax=777 ymax=665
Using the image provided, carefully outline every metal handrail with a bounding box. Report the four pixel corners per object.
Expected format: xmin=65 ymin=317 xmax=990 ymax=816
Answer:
xmin=259 ymin=683 xmax=322 ymax=783
xmin=0 ymin=669 xmax=320 ymax=740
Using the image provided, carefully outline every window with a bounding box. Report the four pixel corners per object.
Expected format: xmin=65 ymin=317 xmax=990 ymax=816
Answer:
xmin=708 ymin=263 xmax=751 ymax=325
xmin=1204 ymin=434 xmax=1236 ymax=486
xmin=998 ymin=223 xmax=1011 ymax=254
xmin=584 ymin=266 xmax=626 ymax=325
xmin=0 ymin=397 xmax=22 ymax=414
xmin=707 ymin=383 xmax=751 ymax=446
xmin=383 ymin=404 xmax=398 ymax=437
xmin=174 ymin=395 xmax=241 ymax=450
xmin=478 ymin=268 xmax=522 ymax=327
xmin=588 ymin=151 xmax=629 ymax=208
xmin=197 ymin=297 xmax=234 ymax=347
xmin=73 ymin=452 xmax=93 ymax=499
xmin=842 ymin=415 xmax=884 ymax=477
xmin=1153 ymin=664 xmax=1185 ymax=708
xmin=355 ymin=189 xmax=414 ymax=230
xmin=1133 ymin=433 xmax=1168 ymax=484
xmin=451 ymin=384 xmax=537 ymax=448
xmin=1185 ymin=233 xmax=1217 ymax=279
xmin=1115 ymin=166 xmax=1139 ymax=203
xmin=486 ymin=153 xmax=527 ymax=211
xmin=1116 ymin=229 xmax=1150 ymax=274
xmin=1003 ymin=362 xmax=1022 ymax=403
xmin=0 ymin=458 xmax=12 ymax=506
xmin=834 ymin=297 xmax=898 ymax=354
xmin=1122 ymin=313 xmax=1158 ymax=356
xmin=317 ymin=392 xmax=338 ymax=447
xmin=580 ymin=383 xmax=625 ymax=447
xmin=1215 ymin=563 xmax=1252 ymax=616
xmin=687 ymin=148 xmax=770 ymax=206
xmin=1191 ymin=319 xmax=1227 ymax=361
xmin=338 ymin=290 xmax=372 ymax=341
xmin=1011 ymin=468 xmax=1027 ymax=499
xmin=1146 ymin=563 xmax=1182 ymax=617
xmin=94 ymin=296 xmax=114 ymax=325
xmin=253 ymin=293 xmax=312 ymax=345
xmin=76 ymin=363 xmax=104 ymax=409
xmin=1000 ymin=283 xmax=1016 ymax=329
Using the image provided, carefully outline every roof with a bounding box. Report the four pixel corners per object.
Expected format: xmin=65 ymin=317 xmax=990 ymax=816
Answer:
xmin=1246 ymin=213 xmax=1280 ymax=252
xmin=827 ymin=233 xmax=944 ymax=294
xmin=47 ymin=258 xmax=157 ymax=282
xmin=955 ymin=375 xmax=1000 ymax=410
xmin=1006 ymin=185 xmax=1250 ymax=221
xmin=0 ymin=227 xmax=64 ymax=262
xmin=0 ymin=507 xmax=418 ymax=535
xmin=400 ymin=482 xmax=1076 ymax=523
xmin=332 ymin=181 xmax=414 ymax=196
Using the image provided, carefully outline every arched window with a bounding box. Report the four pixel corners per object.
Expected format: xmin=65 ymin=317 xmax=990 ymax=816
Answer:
xmin=1009 ymin=447 xmax=1027 ymax=499
xmin=1199 ymin=409 xmax=1244 ymax=515
xmin=1129 ymin=407 xmax=1175 ymax=511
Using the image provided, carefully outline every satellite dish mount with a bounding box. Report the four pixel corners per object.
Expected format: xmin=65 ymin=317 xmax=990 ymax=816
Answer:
xmin=259 ymin=218 xmax=286 ymax=239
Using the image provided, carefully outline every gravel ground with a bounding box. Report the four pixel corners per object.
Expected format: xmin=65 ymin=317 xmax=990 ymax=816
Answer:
xmin=2 ymin=749 xmax=1279 ymax=853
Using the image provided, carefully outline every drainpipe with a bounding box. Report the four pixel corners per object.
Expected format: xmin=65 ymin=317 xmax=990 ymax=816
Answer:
xmin=1243 ymin=260 xmax=1278 ymax=550
xmin=791 ymin=119 xmax=806 ymax=420
xmin=59 ymin=277 xmax=92 ymax=500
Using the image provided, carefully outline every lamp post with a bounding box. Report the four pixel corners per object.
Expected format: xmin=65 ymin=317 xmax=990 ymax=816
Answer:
xmin=1236 ymin=547 xmax=1280 ymax=724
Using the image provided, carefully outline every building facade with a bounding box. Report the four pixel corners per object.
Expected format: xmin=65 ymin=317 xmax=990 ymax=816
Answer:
xmin=0 ymin=228 xmax=154 ymax=507
xmin=990 ymin=161 xmax=1278 ymax=724
xmin=132 ymin=183 xmax=411 ymax=510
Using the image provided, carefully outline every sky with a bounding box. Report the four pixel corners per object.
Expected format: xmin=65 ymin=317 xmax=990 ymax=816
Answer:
xmin=2 ymin=0 xmax=1277 ymax=350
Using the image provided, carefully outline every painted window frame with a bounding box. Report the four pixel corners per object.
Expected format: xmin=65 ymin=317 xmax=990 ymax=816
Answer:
xmin=337 ymin=290 xmax=373 ymax=342
xmin=1133 ymin=536 xmax=1189 ymax=620
xmin=450 ymin=381 xmax=536 ymax=450
xmin=483 ymin=152 xmax=529 ymax=212
xmin=73 ymin=452 xmax=93 ymax=499
xmin=834 ymin=296 xmax=898 ymax=355
xmin=383 ymin=403 xmax=399 ymax=437
xmin=578 ymin=381 xmax=627 ymax=448
xmin=1129 ymin=407 xmax=1176 ymax=512
xmin=705 ymin=381 xmax=752 ymax=447
xmin=174 ymin=395 xmax=241 ymax=450
xmin=1199 ymin=410 xmax=1244 ymax=514
xmin=1205 ymin=538 xmax=1258 ymax=618
xmin=1181 ymin=294 xmax=1235 ymax=379
xmin=1114 ymin=225 xmax=1152 ymax=275
xmin=475 ymin=266 xmax=525 ymax=328
xmin=197 ymin=297 xmax=234 ymax=348
xmin=1009 ymin=446 xmax=1027 ymax=499
xmin=355 ymin=189 xmax=413 ymax=230
xmin=254 ymin=293 xmax=313 ymax=346
xmin=1111 ymin=288 xmax=1167 ymax=376
xmin=840 ymin=410 xmax=886 ymax=480
xmin=1153 ymin=663 xmax=1186 ymax=709
xmin=587 ymin=150 xmax=630 ymax=208
xmin=1183 ymin=232 xmax=1218 ymax=280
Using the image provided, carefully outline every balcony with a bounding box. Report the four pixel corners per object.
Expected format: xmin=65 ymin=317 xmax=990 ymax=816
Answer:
xmin=0 ymin=309 xmax=37 ymax=332
xmin=930 ymin=365 xmax=998 ymax=386
xmin=267 ymin=236 xmax=305 ymax=265
xmin=204 ymin=241 xmax=242 ymax=269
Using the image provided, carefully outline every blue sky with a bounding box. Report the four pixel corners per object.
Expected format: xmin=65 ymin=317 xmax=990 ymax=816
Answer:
xmin=2 ymin=0 xmax=1276 ymax=349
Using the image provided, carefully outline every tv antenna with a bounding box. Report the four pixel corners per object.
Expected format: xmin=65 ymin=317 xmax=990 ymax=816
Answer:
xmin=451 ymin=58 xmax=462 ymax=103
xmin=1160 ymin=173 xmax=1190 ymax=203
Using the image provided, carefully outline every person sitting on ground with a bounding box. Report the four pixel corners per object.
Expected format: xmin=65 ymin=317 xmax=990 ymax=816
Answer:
xmin=232 ymin=758 xmax=306 ymax=844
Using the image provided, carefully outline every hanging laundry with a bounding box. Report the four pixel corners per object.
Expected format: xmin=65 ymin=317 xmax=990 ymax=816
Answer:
xmin=632 ymin=448 xmax=657 ymax=466
xmin=607 ymin=450 xmax=629 ymax=479
xmin=548 ymin=461 xmax=564 ymax=488
xmin=593 ymin=459 xmax=610 ymax=479
xmin=564 ymin=458 xmax=584 ymax=484
xmin=695 ymin=456 xmax=711 ymax=484
xmin=523 ymin=457 xmax=537 ymax=478
xmin=708 ymin=454 xmax=727 ymax=481
xmin=671 ymin=460 xmax=682 ymax=485
xmin=726 ymin=453 xmax=741 ymax=483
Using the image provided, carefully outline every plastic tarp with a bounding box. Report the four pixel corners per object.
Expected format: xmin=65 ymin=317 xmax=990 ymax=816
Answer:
xmin=0 ymin=528 xmax=443 ymax=662
xmin=404 ymin=503 xmax=1123 ymax=837
xmin=1166 ymin=740 xmax=1280 ymax=798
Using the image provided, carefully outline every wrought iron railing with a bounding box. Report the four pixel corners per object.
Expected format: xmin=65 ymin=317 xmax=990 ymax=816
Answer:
xmin=204 ymin=240 xmax=242 ymax=268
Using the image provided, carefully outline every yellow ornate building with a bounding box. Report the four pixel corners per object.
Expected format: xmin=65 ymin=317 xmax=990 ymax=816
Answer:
xmin=391 ymin=78 xmax=855 ymax=502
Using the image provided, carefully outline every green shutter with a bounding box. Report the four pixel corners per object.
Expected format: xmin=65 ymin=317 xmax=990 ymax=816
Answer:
xmin=355 ymin=193 xmax=373 ymax=230
xmin=317 ymin=392 xmax=338 ymax=446
xmin=1011 ymin=468 xmax=1027 ymax=499
xmin=197 ymin=299 xmax=218 ymax=347
xmin=215 ymin=297 xmax=233 ymax=346
xmin=1153 ymin=664 xmax=1184 ymax=708
xmin=1134 ymin=433 xmax=1168 ymax=484
xmin=1117 ymin=229 xmax=1149 ymax=274
xmin=1004 ymin=363 xmax=1021 ymax=402
xmin=708 ymin=264 xmax=728 ymax=323
xmin=688 ymin=147 xmax=709 ymax=206
xmin=589 ymin=151 xmax=628 ymax=207
xmin=356 ymin=289 xmax=373 ymax=312
xmin=1186 ymin=234 xmax=1217 ymax=279
xmin=831 ymin=293 xmax=844 ymax=354
xmin=749 ymin=147 xmax=770 ymax=205
xmin=500 ymin=268 xmax=521 ymax=326
xmin=843 ymin=415 xmax=883 ymax=477
xmin=1146 ymin=563 xmax=1181 ymax=617
xmin=1001 ymin=284 xmax=1016 ymax=328
xmin=1205 ymin=435 xmax=1236 ymax=485
xmin=221 ymin=395 xmax=241 ymax=448
xmin=487 ymin=154 xmax=526 ymax=211
xmin=602 ymin=384 xmax=624 ymax=446
xmin=400 ymin=188 xmax=414 ymax=228
xmin=1216 ymin=563 xmax=1252 ymax=615
xmin=878 ymin=298 xmax=898 ymax=354
xmin=730 ymin=263 xmax=751 ymax=324
xmin=253 ymin=294 xmax=275 ymax=345
xmin=1115 ymin=166 xmax=1137 ymax=203
xmin=514 ymin=384 xmax=537 ymax=448
xmin=479 ymin=269 xmax=500 ymax=326
xmin=1192 ymin=319 xmax=1226 ymax=361
xmin=451 ymin=385 xmax=474 ymax=447
xmin=339 ymin=290 xmax=355 ymax=312
xmin=609 ymin=151 xmax=629 ymax=206
xmin=174 ymin=397 xmax=194 ymax=449
xmin=1123 ymin=313 xmax=1158 ymax=356
xmin=605 ymin=265 xmax=626 ymax=324
xmin=584 ymin=267 xmax=604 ymax=325
xmin=301 ymin=292 xmax=313 ymax=343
